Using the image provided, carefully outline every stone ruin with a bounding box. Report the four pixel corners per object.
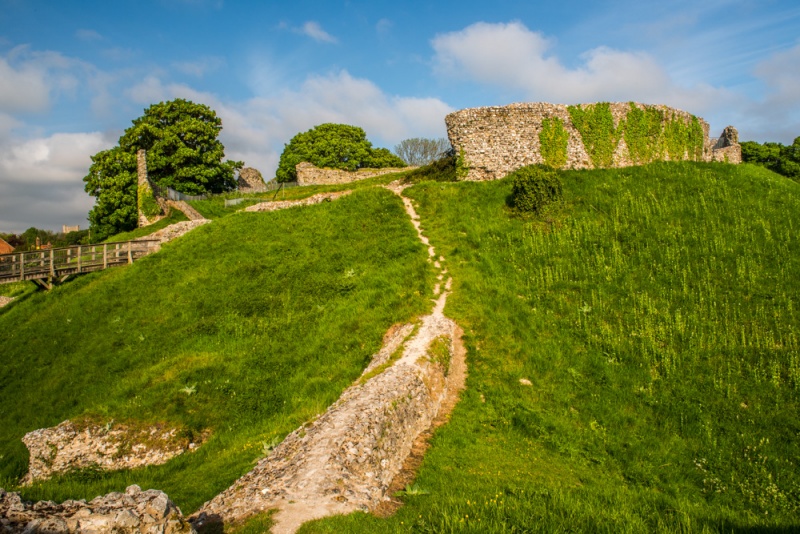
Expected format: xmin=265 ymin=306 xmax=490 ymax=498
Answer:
xmin=295 ymin=162 xmax=413 ymax=186
xmin=445 ymin=102 xmax=742 ymax=181
xmin=0 ymin=485 xmax=195 ymax=533
xmin=237 ymin=167 xmax=267 ymax=191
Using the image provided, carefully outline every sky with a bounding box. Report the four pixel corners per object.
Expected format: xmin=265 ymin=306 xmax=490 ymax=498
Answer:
xmin=1 ymin=0 xmax=799 ymax=233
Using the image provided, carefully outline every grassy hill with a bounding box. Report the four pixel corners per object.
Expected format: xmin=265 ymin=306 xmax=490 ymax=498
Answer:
xmin=302 ymin=162 xmax=800 ymax=532
xmin=0 ymin=188 xmax=434 ymax=511
xmin=1 ymin=162 xmax=799 ymax=532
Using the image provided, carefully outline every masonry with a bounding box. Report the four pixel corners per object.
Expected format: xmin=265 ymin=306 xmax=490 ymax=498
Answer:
xmin=445 ymin=102 xmax=742 ymax=181
xmin=296 ymin=162 xmax=414 ymax=186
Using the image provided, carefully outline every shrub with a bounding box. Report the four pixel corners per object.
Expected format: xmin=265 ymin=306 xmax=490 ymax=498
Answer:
xmin=403 ymin=153 xmax=457 ymax=183
xmin=509 ymin=165 xmax=563 ymax=214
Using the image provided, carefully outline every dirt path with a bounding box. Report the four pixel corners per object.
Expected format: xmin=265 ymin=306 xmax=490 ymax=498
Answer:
xmin=191 ymin=183 xmax=466 ymax=533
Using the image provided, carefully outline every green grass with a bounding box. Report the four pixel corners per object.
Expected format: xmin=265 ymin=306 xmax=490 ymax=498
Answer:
xmin=0 ymin=188 xmax=434 ymax=513
xmin=0 ymin=281 xmax=37 ymax=299
xmin=302 ymin=162 xmax=800 ymax=532
xmin=190 ymin=173 xmax=406 ymax=220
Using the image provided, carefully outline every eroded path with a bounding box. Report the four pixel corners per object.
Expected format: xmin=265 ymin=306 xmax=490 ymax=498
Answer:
xmin=191 ymin=184 xmax=466 ymax=533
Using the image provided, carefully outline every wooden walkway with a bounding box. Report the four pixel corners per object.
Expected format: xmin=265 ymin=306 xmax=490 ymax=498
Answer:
xmin=0 ymin=240 xmax=160 ymax=289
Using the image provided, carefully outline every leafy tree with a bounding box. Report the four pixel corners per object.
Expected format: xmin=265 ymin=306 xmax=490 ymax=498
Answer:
xmin=84 ymin=147 xmax=138 ymax=241
xmin=119 ymin=99 xmax=242 ymax=195
xmin=393 ymin=137 xmax=451 ymax=166
xmin=276 ymin=123 xmax=406 ymax=182
xmin=742 ymin=137 xmax=800 ymax=181
xmin=84 ymin=99 xmax=241 ymax=240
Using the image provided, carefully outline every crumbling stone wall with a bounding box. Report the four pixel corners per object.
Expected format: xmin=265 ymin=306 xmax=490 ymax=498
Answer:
xmin=137 ymin=150 xmax=168 ymax=227
xmin=445 ymin=102 xmax=741 ymax=181
xmin=0 ymin=485 xmax=195 ymax=533
xmin=22 ymin=419 xmax=207 ymax=484
xmin=237 ymin=167 xmax=266 ymax=192
xmin=296 ymin=162 xmax=413 ymax=186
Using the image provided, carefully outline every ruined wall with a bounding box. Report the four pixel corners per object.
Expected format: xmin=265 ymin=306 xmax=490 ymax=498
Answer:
xmin=137 ymin=150 xmax=167 ymax=227
xmin=22 ymin=419 xmax=207 ymax=484
xmin=296 ymin=162 xmax=414 ymax=186
xmin=237 ymin=167 xmax=266 ymax=192
xmin=445 ymin=102 xmax=741 ymax=181
xmin=0 ymin=485 xmax=195 ymax=533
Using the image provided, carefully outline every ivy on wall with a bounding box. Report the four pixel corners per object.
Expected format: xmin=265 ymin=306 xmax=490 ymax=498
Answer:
xmin=138 ymin=184 xmax=161 ymax=219
xmin=538 ymin=117 xmax=569 ymax=169
xmin=456 ymin=148 xmax=470 ymax=179
xmin=664 ymin=114 xmax=705 ymax=162
xmin=567 ymin=103 xmax=621 ymax=168
xmin=622 ymin=103 xmax=665 ymax=164
xmin=565 ymin=102 xmax=706 ymax=168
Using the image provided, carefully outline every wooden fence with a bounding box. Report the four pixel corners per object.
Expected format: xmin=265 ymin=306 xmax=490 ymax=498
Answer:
xmin=0 ymin=240 xmax=161 ymax=289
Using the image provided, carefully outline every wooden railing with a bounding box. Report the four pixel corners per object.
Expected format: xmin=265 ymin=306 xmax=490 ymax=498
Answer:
xmin=0 ymin=240 xmax=161 ymax=288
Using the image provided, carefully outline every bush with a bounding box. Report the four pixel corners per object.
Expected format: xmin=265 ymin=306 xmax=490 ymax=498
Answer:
xmin=509 ymin=165 xmax=563 ymax=214
xmin=402 ymin=153 xmax=457 ymax=183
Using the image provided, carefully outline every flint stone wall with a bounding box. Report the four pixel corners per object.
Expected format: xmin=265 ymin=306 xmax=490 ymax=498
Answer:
xmin=237 ymin=167 xmax=266 ymax=191
xmin=22 ymin=420 xmax=206 ymax=484
xmin=445 ymin=102 xmax=742 ymax=181
xmin=0 ymin=485 xmax=195 ymax=533
xmin=296 ymin=162 xmax=413 ymax=186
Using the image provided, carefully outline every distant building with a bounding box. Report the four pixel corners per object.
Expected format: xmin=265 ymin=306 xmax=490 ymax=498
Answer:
xmin=62 ymin=225 xmax=80 ymax=234
xmin=0 ymin=237 xmax=14 ymax=254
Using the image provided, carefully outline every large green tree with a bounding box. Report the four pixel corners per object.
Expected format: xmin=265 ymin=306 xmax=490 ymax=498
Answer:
xmin=276 ymin=123 xmax=405 ymax=182
xmin=84 ymin=99 xmax=241 ymax=240
xmin=84 ymin=147 xmax=138 ymax=241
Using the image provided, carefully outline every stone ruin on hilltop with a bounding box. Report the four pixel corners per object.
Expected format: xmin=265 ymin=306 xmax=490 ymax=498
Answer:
xmin=445 ymin=102 xmax=741 ymax=181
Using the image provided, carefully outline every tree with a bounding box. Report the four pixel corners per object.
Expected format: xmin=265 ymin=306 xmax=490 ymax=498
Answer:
xmin=84 ymin=99 xmax=241 ymax=240
xmin=119 ymin=99 xmax=242 ymax=195
xmin=84 ymin=147 xmax=138 ymax=241
xmin=393 ymin=137 xmax=451 ymax=166
xmin=742 ymin=137 xmax=800 ymax=182
xmin=276 ymin=123 xmax=406 ymax=182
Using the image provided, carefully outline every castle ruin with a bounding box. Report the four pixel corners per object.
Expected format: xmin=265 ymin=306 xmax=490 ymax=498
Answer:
xmin=445 ymin=102 xmax=741 ymax=181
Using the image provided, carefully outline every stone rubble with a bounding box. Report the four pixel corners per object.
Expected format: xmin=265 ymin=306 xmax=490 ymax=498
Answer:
xmin=295 ymin=162 xmax=412 ymax=186
xmin=244 ymin=190 xmax=353 ymax=212
xmin=22 ymin=420 xmax=207 ymax=484
xmin=0 ymin=484 xmax=195 ymax=533
xmin=0 ymin=296 xmax=14 ymax=308
xmin=135 ymin=219 xmax=210 ymax=245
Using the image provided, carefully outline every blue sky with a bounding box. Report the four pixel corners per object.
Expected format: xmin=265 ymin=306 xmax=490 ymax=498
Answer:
xmin=1 ymin=0 xmax=799 ymax=232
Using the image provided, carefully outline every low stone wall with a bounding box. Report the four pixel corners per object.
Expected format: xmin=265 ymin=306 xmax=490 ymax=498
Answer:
xmin=445 ymin=102 xmax=741 ymax=181
xmin=22 ymin=419 xmax=207 ymax=484
xmin=295 ymin=162 xmax=413 ymax=186
xmin=0 ymin=485 xmax=195 ymax=533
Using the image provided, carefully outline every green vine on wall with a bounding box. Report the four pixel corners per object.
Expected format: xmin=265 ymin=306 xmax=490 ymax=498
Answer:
xmin=138 ymin=184 xmax=161 ymax=219
xmin=567 ymin=103 xmax=620 ymax=168
xmin=538 ymin=117 xmax=569 ymax=169
xmin=456 ymin=148 xmax=470 ymax=179
xmin=664 ymin=114 xmax=704 ymax=162
xmin=622 ymin=103 xmax=665 ymax=164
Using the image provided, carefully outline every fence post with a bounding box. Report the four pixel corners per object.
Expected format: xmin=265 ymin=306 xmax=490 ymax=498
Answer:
xmin=103 ymin=244 xmax=108 ymax=269
xmin=20 ymin=252 xmax=24 ymax=281
xmin=49 ymin=248 xmax=55 ymax=277
xmin=77 ymin=246 xmax=82 ymax=273
xmin=128 ymin=241 xmax=133 ymax=264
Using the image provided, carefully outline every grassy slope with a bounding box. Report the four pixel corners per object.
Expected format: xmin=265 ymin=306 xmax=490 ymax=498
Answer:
xmin=0 ymin=188 xmax=434 ymax=512
xmin=304 ymin=162 xmax=800 ymax=532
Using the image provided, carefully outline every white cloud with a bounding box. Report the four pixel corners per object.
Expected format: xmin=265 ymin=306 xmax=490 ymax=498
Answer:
xmin=123 ymin=70 xmax=453 ymax=180
xmin=431 ymin=21 xmax=738 ymax=116
xmin=0 ymin=131 xmax=110 ymax=184
xmin=298 ymin=21 xmax=338 ymax=44
xmin=376 ymin=18 xmax=392 ymax=35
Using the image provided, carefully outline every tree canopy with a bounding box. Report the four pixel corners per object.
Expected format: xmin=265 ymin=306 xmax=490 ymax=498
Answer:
xmin=84 ymin=99 xmax=241 ymax=241
xmin=741 ymin=137 xmax=800 ymax=181
xmin=393 ymin=137 xmax=451 ymax=166
xmin=276 ymin=123 xmax=405 ymax=182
